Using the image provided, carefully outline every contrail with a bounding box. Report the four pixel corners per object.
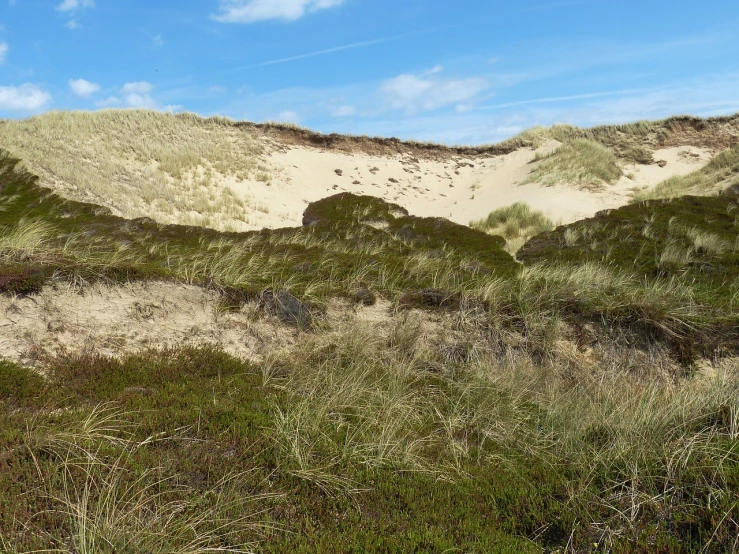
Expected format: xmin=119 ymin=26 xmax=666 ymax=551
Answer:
xmin=255 ymin=28 xmax=440 ymax=67
xmin=478 ymin=87 xmax=659 ymax=110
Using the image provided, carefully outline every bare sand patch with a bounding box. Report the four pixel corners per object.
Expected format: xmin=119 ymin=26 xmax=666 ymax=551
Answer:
xmin=0 ymin=282 xmax=411 ymax=367
xmin=0 ymin=281 xmax=297 ymax=365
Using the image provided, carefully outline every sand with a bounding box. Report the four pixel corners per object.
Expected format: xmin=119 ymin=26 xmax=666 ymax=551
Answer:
xmin=0 ymin=280 xmax=409 ymax=367
xmin=223 ymin=141 xmax=713 ymax=230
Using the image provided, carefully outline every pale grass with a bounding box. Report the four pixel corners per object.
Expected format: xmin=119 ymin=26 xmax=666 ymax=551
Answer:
xmin=0 ymin=219 xmax=54 ymax=261
xmin=0 ymin=110 xmax=266 ymax=232
xmin=470 ymin=202 xmax=555 ymax=253
xmin=525 ymin=138 xmax=623 ymax=191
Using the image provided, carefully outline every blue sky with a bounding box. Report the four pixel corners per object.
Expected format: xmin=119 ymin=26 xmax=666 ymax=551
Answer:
xmin=1 ymin=0 xmax=738 ymax=144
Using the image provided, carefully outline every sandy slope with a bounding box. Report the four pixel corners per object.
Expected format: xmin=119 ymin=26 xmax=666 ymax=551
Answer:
xmin=0 ymin=280 xmax=411 ymax=366
xmin=223 ymin=141 xmax=712 ymax=230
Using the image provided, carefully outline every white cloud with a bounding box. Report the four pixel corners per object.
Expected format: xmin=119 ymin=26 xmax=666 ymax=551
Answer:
xmin=153 ymin=35 xmax=164 ymax=47
xmin=0 ymin=42 xmax=8 ymax=63
xmin=122 ymin=81 xmax=154 ymax=95
xmin=0 ymin=84 xmax=52 ymax=111
xmin=64 ymin=19 xmax=80 ymax=29
xmin=122 ymin=93 xmax=156 ymax=109
xmin=332 ymin=105 xmax=356 ymax=117
xmin=208 ymin=85 xmax=227 ymax=95
xmin=276 ymin=110 xmax=299 ymax=122
xmin=69 ymin=78 xmax=100 ymax=97
xmin=56 ymin=0 xmax=94 ymax=11
xmin=381 ymin=72 xmax=489 ymax=114
xmin=97 ymin=82 xmax=178 ymax=111
xmin=96 ymin=96 xmax=122 ymax=108
xmin=213 ymin=0 xmax=345 ymax=23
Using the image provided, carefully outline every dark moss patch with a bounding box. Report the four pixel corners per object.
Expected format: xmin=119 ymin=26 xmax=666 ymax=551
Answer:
xmin=0 ymin=361 xmax=45 ymax=406
xmin=518 ymin=194 xmax=739 ymax=355
xmin=352 ymin=288 xmax=376 ymax=306
xmin=302 ymin=192 xmax=409 ymax=227
xmin=519 ymin=195 xmax=739 ymax=304
xmin=0 ymin=264 xmax=53 ymax=295
xmin=398 ymin=288 xmax=460 ymax=310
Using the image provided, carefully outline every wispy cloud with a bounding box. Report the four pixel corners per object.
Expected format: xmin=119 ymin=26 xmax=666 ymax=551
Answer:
xmin=524 ymin=0 xmax=607 ymax=11
xmin=255 ymin=29 xmax=437 ymax=67
xmin=0 ymin=41 xmax=7 ymax=64
xmin=477 ymin=87 xmax=659 ymax=110
xmin=213 ymin=0 xmax=345 ymax=24
xmin=0 ymin=84 xmax=52 ymax=112
xmin=56 ymin=0 xmax=94 ymax=12
xmin=69 ymin=78 xmax=100 ymax=97
xmin=276 ymin=110 xmax=299 ymax=122
xmin=96 ymin=81 xmax=182 ymax=112
xmin=332 ymin=105 xmax=356 ymax=117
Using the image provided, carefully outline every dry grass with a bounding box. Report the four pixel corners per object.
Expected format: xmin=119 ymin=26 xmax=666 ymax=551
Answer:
xmin=0 ymin=110 xmax=267 ymax=232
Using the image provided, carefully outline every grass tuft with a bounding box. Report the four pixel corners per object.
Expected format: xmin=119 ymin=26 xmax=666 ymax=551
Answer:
xmin=525 ymin=138 xmax=623 ymax=191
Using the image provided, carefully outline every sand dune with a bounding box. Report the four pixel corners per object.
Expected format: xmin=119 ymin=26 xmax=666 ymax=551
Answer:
xmin=0 ymin=111 xmax=716 ymax=232
xmin=227 ymin=139 xmax=712 ymax=229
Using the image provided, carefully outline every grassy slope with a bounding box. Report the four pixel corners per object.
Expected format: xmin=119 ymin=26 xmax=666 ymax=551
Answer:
xmin=1 ymin=118 xmax=739 ymax=553
xmin=0 ymin=110 xmax=267 ymax=231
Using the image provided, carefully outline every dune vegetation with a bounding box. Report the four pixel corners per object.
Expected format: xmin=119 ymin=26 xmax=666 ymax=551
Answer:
xmin=470 ymin=202 xmax=555 ymax=253
xmin=0 ymin=110 xmax=267 ymax=231
xmin=523 ymin=138 xmax=623 ymax=191
xmin=1 ymin=112 xmax=739 ymax=553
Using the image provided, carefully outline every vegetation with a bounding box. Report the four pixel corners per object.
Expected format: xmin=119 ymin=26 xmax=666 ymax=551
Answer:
xmin=470 ymin=202 xmax=555 ymax=253
xmin=1 ymin=112 xmax=739 ymax=552
xmin=524 ymin=138 xmax=623 ymax=191
xmin=0 ymin=110 xmax=267 ymax=231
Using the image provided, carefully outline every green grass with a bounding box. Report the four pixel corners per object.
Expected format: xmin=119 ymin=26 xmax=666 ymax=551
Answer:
xmin=524 ymin=139 xmax=623 ymax=191
xmin=3 ymin=330 xmax=739 ymax=551
xmin=470 ymin=202 xmax=555 ymax=253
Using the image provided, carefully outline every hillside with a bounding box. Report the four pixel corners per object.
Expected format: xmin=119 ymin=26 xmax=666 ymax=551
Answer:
xmin=1 ymin=111 xmax=737 ymax=233
xmin=1 ymin=113 xmax=739 ymax=553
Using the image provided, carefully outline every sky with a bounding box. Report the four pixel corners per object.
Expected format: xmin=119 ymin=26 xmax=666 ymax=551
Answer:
xmin=1 ymin=0 xmax=738 ymax=144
